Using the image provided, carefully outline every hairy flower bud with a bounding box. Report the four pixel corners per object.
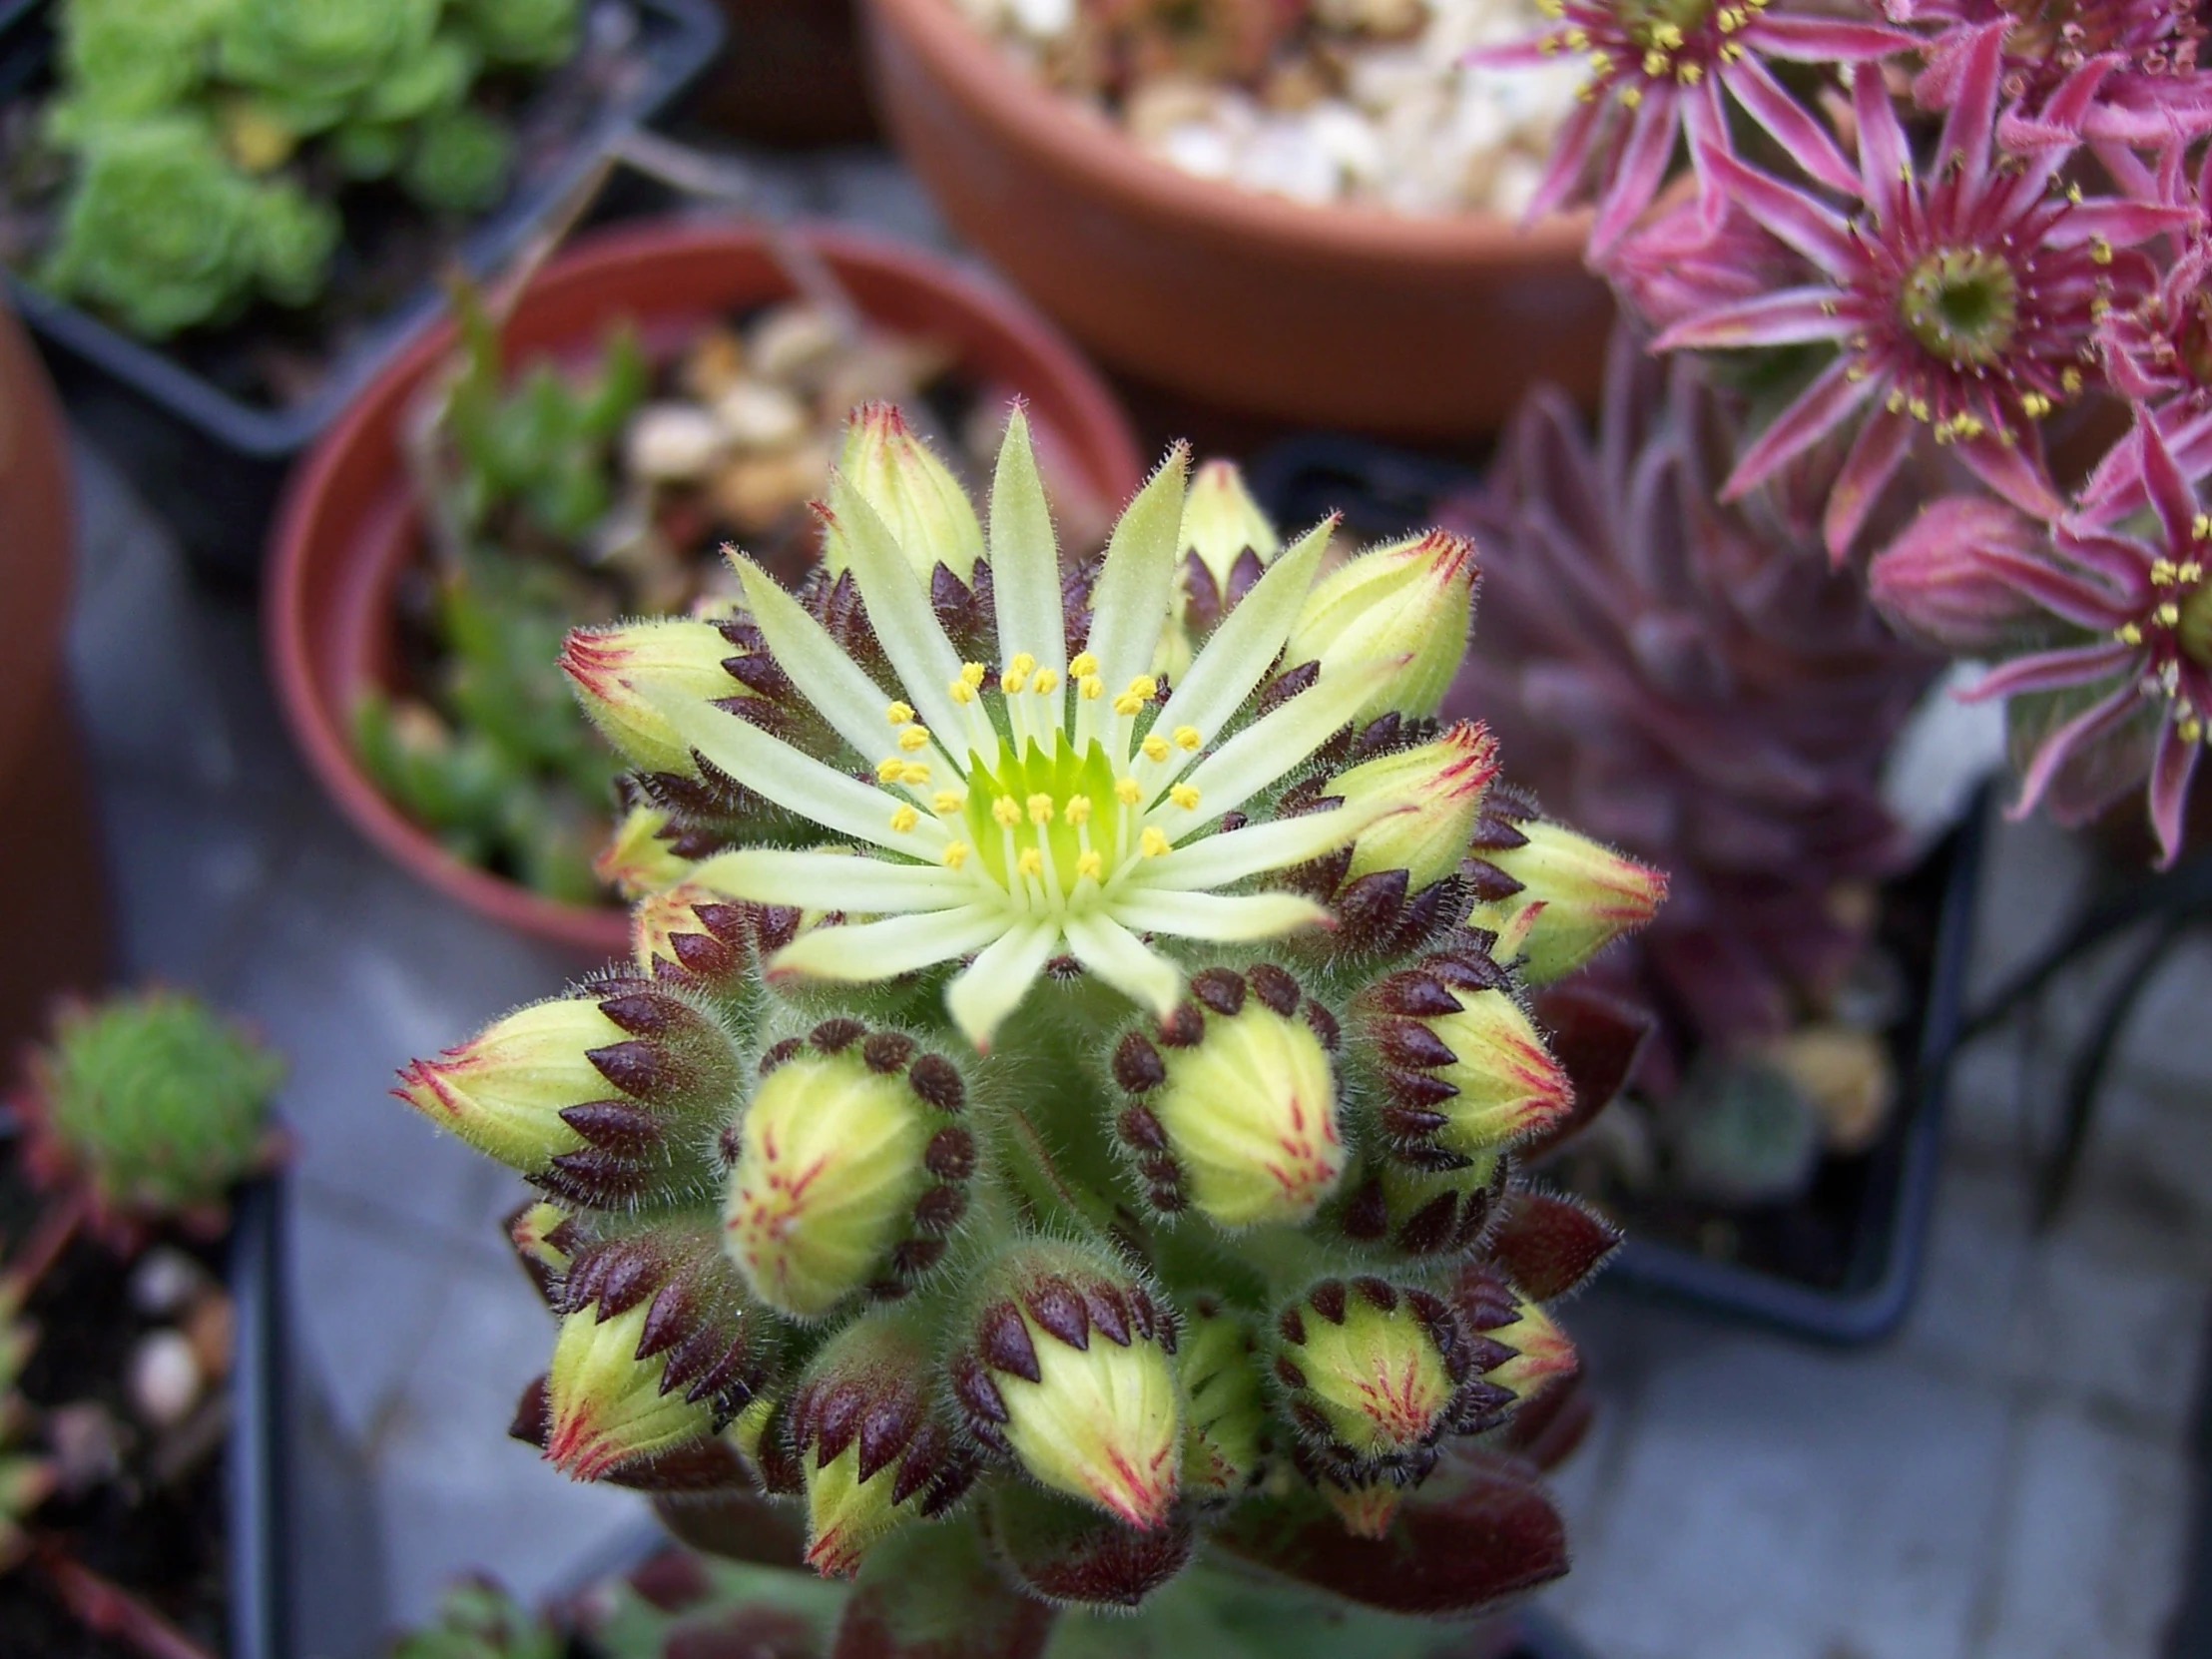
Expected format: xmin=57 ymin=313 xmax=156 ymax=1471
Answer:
xmin=825 ymin=401 xmax=986 ymax=583
xmin=395 ymin=998 xmax=627 ymax=1174
xmin=545 ymin=1226 xmax=766 ymax=1482
xmin=1452 ymin=1266 xmax=1578 ymax=1407
xmin=1868 ymin=495 xmax=2047 ymax=654
xmin=1368 ymin=1154 xmax=1509 ymax=1258
xmin=560 ymin=619 xmax=741 ymax=777
xmin=1285 ymin=530 xmax=1477 ymax=721
xmin=507 ymin=1199 xmax=580 ymax=1304
xmin=1273 ymin=1277 xmax=1492 ymax=1476
xmin=722 ymin=1024 xmax=971 ymax=1318
xmin=950 ymin=1249 xmax=1183 ymax=1530
xmin=1363 ymin=951 xmax=1574 ymax=1165
xmin=790 ymin=1316 xmax=976 ymax=1577
xmin=595 ymin=804 xmax=695 ymax=900
xmin=1330 ymin=723 xmax=1500 ymax=892
xmin=1177 ymin=1301 xmax=1269 ymax=1500
xmin=1465 ymin=821 xmax=1666 ymax=985
xmin=1112 ymin=967 xmax=1346 ymax=1228
xmin=1182 ymin=459 xmax=1280 ymax=597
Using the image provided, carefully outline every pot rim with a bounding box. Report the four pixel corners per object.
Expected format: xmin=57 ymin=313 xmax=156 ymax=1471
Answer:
xmin=865 ymin=0 xmax=1597 ymax=269
xmin=266 ymin=218 xmax=1144 ymax=958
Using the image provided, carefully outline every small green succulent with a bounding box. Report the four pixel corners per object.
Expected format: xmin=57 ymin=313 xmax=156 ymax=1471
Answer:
xmin=401 ymin=105 xmax=516 ymax=217
xmin=390 ymin=1579 xmax=564 ymax=1659
xmin=47 ymin=0 xmax=234 ymax=137
xmin=39 ymin=119 xmax=339 ymax=338
xmin=214 ymin=0 xmax=443 ymax=137
xmin=452 ymin=0 xmax=585 ymax=69
xmin=20 ymin=990 xmax=284 ymax=1227
xmin=0 ymin=1285 xmax=53 ymax=1572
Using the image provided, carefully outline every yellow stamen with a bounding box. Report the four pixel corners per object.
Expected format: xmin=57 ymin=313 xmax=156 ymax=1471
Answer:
xmin=876 ymin=758 xmax=905 ymax=782
xmin=1169 ymin=784 xmax=1200 ymax=811
xmin=1017 ymin=848 xmax=1043 ymax=877
xmin=1027 ymin=794 xmax=1055 ymax=825
xmin=1069 ymin=653 xmax=1098 ymax=678
xmin=889 ymin=805 xmax=919 ymax=832
xmin=1080 ymin=676 xmax=1105 ymax=701
xmin=1009 ymin=653 xmax=1037 ymax=678
xmin=1075 ymin=849 xmax=1103 ymax=880
xmin=1142 ymin=734 xmax=1169 ymax=762
xmin=1173 ymin=725 xmax=1202 ymax=751
xmin=949 ymin=678 xmax=976 ymax=705
xmin=942 ymin=841 xmax=970 ymax=868
xmin=1002 ymin=668 xmax=1026 ymax=695
xmin=1031 ymin=669 xmax=1059 ymax=695
xmin=993 ymin=796 xmax=1022 ymax=828
xmin=1065 ymin=795 xmax=1094 ymax=826
xmin=884 ymin=702 xmax=913 ymax=725
xmin=899 ymin=763 xmax=930 ymax=786
xmin=2118 ymin=623 xmax=2144 ymax=645
xmin=897 ymin=725 xmax=930 ymax=752
xmin=1115 ymin=778 xmax=1142 ymax=805
xmin=933 ymin=790 xmax=966 ymax=815
xmin=961 ymin=662 xmax=986 ymax=689
xmin=1139 ymin=828 xmax=1170 ymax=857
xmin=2158 ymin=602 xmax=2182 ymax=626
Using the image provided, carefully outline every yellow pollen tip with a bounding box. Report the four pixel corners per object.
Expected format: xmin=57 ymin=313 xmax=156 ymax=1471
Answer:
xmin=1010 ymin=653 xmax=1037 ymax=678
xmin=992 ymin=796 xmax=1022 ymax=828
xmin=2118 ymin=623 xmax=2144 ymax=646
xmin=2090 ymin=239 xmax=2113 ymax=266
xmin=1075 ymin=850 xmax=1103 ymax=880
xmin=949 ymin=679 xmax=976 ymax=705
xmin=1115 ymin=778 xmax=1142 ymax=806
xmin=884 ymin=702 xmax=913 ymax=725
xmin=1068 ymin=653 xmax=1098 ymax=678
xmin=1065 ymin=795 xmax=1094 ymax=826
xmin=942 ymin=841 xmax=970 ymax=868
xmin=1027 ymin=794 xmax=1055 ymax=825
xmin=2061 ymin=367 xmax=2083 ymax=394
xmin=933 ymin=790 xmax=965 ymax=814
xmin=1017 ymin=848 xmax=1044 ymax=877
xmin=1080 ymin=676 xmax=1105 ymax=701
xmin=889 ymin=805 xmax=919 ymax=832
xmin=876 ymin=758 xmax=905 ymax=782
xmin=900 ymin=763 xmax=930 ymax=786
xmin=1140 ymin=828 xmax=1170 ymax=858
xmin=1031 ymin=669 xmax=1059 ymax=695
xmin=897 ymin=725 xmax=930 ymax=752
xmin=1142 ymin=735 xmax=1169 ymax=762
xmin=2159 ymin=602 xmax=2182 ymax=626
xmin=1113 ymin=693 xmax=1145 ymax=716
xmin=1002 ymin=670 xmax=1025 ymax=695
xmin=1169 ymin=784 xmax=1201 ymax=810
xmin=1173 ymin=725 xmax=1202 ymax=751
xmin=961 ymin=662 xmax=986 ymax=688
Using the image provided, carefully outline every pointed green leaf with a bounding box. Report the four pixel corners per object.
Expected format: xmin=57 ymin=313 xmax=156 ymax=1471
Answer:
xmin=1084 ymin=446 xmax=1191 ymax=709
xmin=986 ymin=407 xmax=1067 ymax=679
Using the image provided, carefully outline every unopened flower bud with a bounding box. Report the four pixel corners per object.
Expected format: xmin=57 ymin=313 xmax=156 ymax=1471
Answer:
xmin=1465 ymin=821 xmax=1665 ymax=984
xmin=950 ymin=1249 xmax=1183 ymax=1529
xmin=1329 ymin=723 xmax=1500 ymax=892
xmin=1452 ymin=1265 xmax=1579 ymax=1406
xmin=1868 ymin=495 xmax=2045 ymax=654
xmin=1177 ymin=1301 xmax=1269 ymax=1500
xmin=824 ymin=401 xmax=986 ymax=583
xmin=722 ymin=1024 xmax=971 ymax=1318
xmin=594 ymin=804 xmax=696 ymax=900
xmin=1368 ymin=1152 xmax=1508 ymax=1257
xmin=1273 ymin=1277 xmax=1482 ymax=1473
xmin=1364 ymin=951 xmax=1574 ymax=1163
xmin=1112 ymin=967 xmax=1346 ymax=1229
xmin=1181 ymin=458 xmax=1279 ymax=618
xmin=506 ymin=1199 xmax=581 ymax=1303
xmin=560 ymin=619 xmax=740 ymax=777
xmin=1300 ymin=1453 xmax=1403 ymax=1540
xmin=1285 ymin=530 xmax=1476 ymax=721
xmin=395 ymin=998 xmax=630 ymax=1175
xmin=790 ymin=1316 xmax=976 ymax=1577
xmin=545 ymin=1227 xmax=765 ymax=1483
xmin=631 ymin=882 xmax=754 ymax=982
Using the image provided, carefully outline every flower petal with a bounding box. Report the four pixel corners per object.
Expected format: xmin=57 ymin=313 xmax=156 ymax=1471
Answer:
xmin=2149 ymin=718 xmax=2201 ymax=868
xmin=1591 ymin=86 xmax=1680 ymax=256
xmin=2137 ymin=416 xmax=2203 ymax=558
xmin=1086 ymin=446 xmax=1193 ymax=712
xmin=1938 ymin=22 xmax=2003 ymax=197
xmin=826 ymin=472 xmax=985 ymax=751
xmin=1724 ymin=55 xmax=1857 ymax=196
xmin=1107 ymin=887 xmax=1333 ymax=942
xmin=732 ymin=558 xmax=899 ymax=761
xmin=945 ymin=918 xmax=1062 ymax=1050
xmin=986 ymin=407 xmax=1068 ymax=678
xmin=1150 ymin=656 xmax=1400 ymax=830
xmin=1653 ymin=287 xmax=1853 ymax=351
xmin=647 ymin=686 xmax=950 ymax=858
xmin=1154 ymin=516 xmax=1331 ymax=750
xmin=1137 ymin=798 xmax=1409 ymax=893
xmin=688 ymin=847 xmax=982 ymax=913
xmin=1703 ymin=151 xmax=1855 ymax=275
xmin=1854 ymin=62 xmax=1909 ymax=226
xmin=1960 ymin=640 xmax=2137 ymax=702
xmin=1063 ymin=911 xmax=1182 ymax=1016
xmin=1955 ymin=433 xmax=2063 ymax=522
xmin=768 ymin=902 xmax=1012 ymax=984
xmin=2010 ymin=680 xmax=2140 ymax=820
xmin=1721 ymin=356 xmax=1877 ymax=499
xmin=1823 ymin=405 xmax=1912 ymax=561
xmin=1749 ymin=14 xmax=1909 ymax=60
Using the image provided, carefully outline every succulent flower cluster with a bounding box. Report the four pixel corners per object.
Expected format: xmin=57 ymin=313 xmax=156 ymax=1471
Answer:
xmin=33 ymin=0 xmax=582 ymax=338
xmin=1486 ymin=0 xmax=2212 ymax=862
xmin=396 ymin=404 xmax=1663 ymax=1637
xmin=10 ymin=990 xmax=286 ymax=1240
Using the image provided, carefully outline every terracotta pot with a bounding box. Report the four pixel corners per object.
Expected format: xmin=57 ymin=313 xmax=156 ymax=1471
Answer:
xmin=267 ymin=220 xmax=1146 ymax=957
xmin=0 ymin=296 xmax=109 ymax=1051
xmin=859 ymin=0 xmax=1613 ymax=438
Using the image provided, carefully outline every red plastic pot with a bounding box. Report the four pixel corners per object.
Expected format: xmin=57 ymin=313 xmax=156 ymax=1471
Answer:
xmin=267 ymin=220 xmax=1146 ymax=957
xmin=860 ymin=0 xmax=1613 ymax=437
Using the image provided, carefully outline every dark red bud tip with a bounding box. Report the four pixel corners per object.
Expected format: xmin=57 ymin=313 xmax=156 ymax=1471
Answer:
xmin=1381 ymin=973 xmax=1462 ymax=1019
xmin=913 ymin=1184 xmax=968 ymax=1233
xmin=1112 ymin=1031 xmax=1168 ymax=1093
xmin=978 ymin=1302 xmax=1043 ymax=1382
xmin=1487 ymin=1191 xmax=1623 ymax=1302
xmin=862 ymin=1031 xmax=915 ymax=1073
xmin=1275 ymin=1355 xmax=1309 ymax=1389
xmin=1248 ymin=963 xmax=1301 ymax=1016
xmin=811 ymin=1018 xmax=866 ymax=1053
xmin=589 ymin=1039 xmax=670 ymax=1098
xmin=1117 ymin=1103 xmax=1167 ymax=1151
xmin=950 ymin=1353 xmax=1010 ymax=1430
xmin=1157 ymin=1003 xmax=1205 ymax=1048
xmin=1340 ymin=1178 xmax=1388 ymax=1241
xmin=669 ymin=930 xmax=738 ymax=979
xmin=760 ymin=1036 xmax=804 ymax=1074
xmin=1375 ymin=1020 xmax=1456 ymax=1070
xmin=1191 ymin=968 xmax=1246 ymax=1017
xmin=1352 ymin=1276 xmax=1397 ymax=1313
xmin=1083 ymin=1282 xmax=1133 ymax=1347
xmin=905 ymin=1051 xmax=965 ymax=1111
xmin=1024 ymin=1278 xmax=1091 ymax=1351
xmin=923 ymin=1125 xmax=975 ymax=1180
xmin=509 ymin=1376 xmax=552 ymax=1448
xmin=1308 ymin=1281 xmax=1348 ymax=1324
xmin=1304 ymin=1001 xmax=1341 ymax=1051
xmin=1278 ymin=1308 xmax=1308 ymax=1346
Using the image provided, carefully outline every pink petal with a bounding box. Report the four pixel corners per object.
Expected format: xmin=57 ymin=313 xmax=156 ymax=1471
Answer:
xmin=1937 ymin=23 xmax=2006 ymax=197
xmin=1703 ymin=150 xmax=1855 ymax=275
xmin=1652 ymin=285 xmax=1851 ymax=350
xmin=1721 ymin=356 xmax=1878 ymax=499
xmin=2009 ymin=682 xmax=2142 ymax=821
xmin=1962 ymin=640 xmax=2138 ymax=702
xmin=1980 ymin=547 xmax=2139 ymax=629
xmin=1854 ymin=62 xmax=1909 ymax=227
xmin=1466 ymin=40 xmax=1565 ymax=68
xmin=1591 ymin=88 xmax=1684 ymax=256
xmin=2137 ymin=415 xmax=2203 ymax=556
xmin=1525 ymin=96 xmax=1607 ymax=228
xmin=2045 ymin=200 xmax=2198 ymax=250
xmin=1749 ymin=14 xmax=1912 ymax=61
xmin=1724 ymin=56 xmax=1857 ymax=195
xmin=1956 ymin=433 xmax=2063 ymax=522
xmin=1823 ymin=405 xmax=1912 ymax=561
xmin=2148 ymin=717 xmax=2201 ymax=866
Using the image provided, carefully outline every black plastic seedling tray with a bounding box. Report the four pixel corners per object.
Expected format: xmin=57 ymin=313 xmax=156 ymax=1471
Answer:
xmin=0 ymin=0 xmax=723 ymax=584
xmin=1250 ymin=432 xmax=1985 ymax=1348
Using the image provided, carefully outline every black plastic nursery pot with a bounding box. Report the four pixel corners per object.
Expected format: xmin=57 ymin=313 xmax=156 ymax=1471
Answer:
xmin=1249 ymin=433 xmax=1987 ymax=1348
xmin=0 ymin=0 xmax=723 ymax=586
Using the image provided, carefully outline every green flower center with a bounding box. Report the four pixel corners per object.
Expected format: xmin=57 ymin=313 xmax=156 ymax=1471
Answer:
xmin=1900 ymin=249 xmax=2022 ymax=366
xmin=1615 ymin=0 xmax=1717 ymax=51
xmin=961 ymin=735 xmax=1132 ymax=898
xmin=2176 ymin=573 xmax=2212 ymax=670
